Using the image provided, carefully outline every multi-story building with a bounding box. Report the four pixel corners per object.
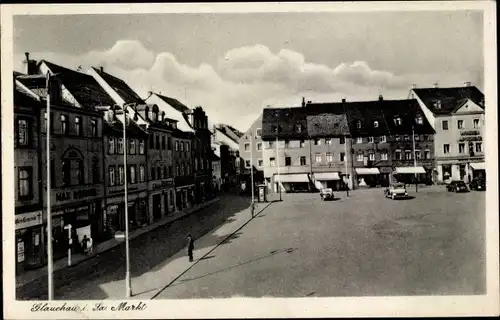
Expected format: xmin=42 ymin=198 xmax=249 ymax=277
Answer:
xmin=14 ymin=80 xmax=44 ymax=272
xmin=238 ymin=114 xmax=265 ymax=190
xmin=214 ymin=124 xmax=242 ymax=189
xmin=345 ymin=97 xmax=435 ymax=188
xmin=410 ymin=85 xmax=485 ymax=183
xmin=190 ymin=107 xmax=214 ymax=202
xmin=16 ymin=68 xmax=107 ymax=262
xmin=306 ymin=100 xmax=353 ymax=190
xmin=261 ymin=106 xmax=310 ymax=193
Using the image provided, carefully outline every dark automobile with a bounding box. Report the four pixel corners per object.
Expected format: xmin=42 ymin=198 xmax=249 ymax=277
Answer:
xmin=319 ymin=188 xmax=334 ymax=201
xmin=469 ymin=178 xmax=486 ymax=191
xmin=446 ymin=180 xmax=469 ymax=193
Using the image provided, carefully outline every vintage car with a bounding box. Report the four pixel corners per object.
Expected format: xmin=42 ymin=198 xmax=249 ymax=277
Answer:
xmin=447 ymin=180 xmax=469 ymax=193
xmin=384 ymin=183 xmax=408 ymax=200
xmin=320 ymin=188 xmax=334 ymax=201
xmin=469 ymin=178 xmax=486 ymax=191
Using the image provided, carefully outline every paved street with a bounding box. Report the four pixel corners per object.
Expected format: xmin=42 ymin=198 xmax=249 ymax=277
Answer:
xmin=156 ymin=186 xmax=486 ymax=298
xmin=16 ymin=194 xmax=253 ymax=300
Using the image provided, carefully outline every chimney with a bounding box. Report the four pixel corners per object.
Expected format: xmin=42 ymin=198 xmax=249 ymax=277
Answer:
xmin=25 ymin=52 xmax=37 ymax=75
xmin=341 ymin=98 xmax=346 ymax=103
xmin=378 ymin=95 xmax=383 ymax=101
xmin=464 ymin=81 xmax=472 ymax=87
xmin=412 ymin=84 xmax=417 ymax=89
xmin=301 ymin=97 xmax=306 ymax=107
xmin=100 ymin=66 xmax=104 ymax=73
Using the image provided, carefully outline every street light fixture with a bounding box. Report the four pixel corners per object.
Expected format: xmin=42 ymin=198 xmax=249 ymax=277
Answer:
xmin=114 ymin=103 xmax=135 ymax=298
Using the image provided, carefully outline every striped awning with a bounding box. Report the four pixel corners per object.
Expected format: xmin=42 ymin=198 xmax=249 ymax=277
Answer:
xmin=314 ymin=172 xmax=340 ymax=181
xmin=470 ymin=162 xmax=485 ymax=170
xmin=355 ymin=168 xmax=380 ymax=175
xmin=275 ymin=174 xmax=309 ymax=183
xmin=395 ymin=166 xmax=426 ymax=174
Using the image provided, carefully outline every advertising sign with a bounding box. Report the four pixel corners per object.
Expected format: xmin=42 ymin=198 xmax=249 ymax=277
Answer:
xmin=17 ymin=241 xmax=25 ymax=263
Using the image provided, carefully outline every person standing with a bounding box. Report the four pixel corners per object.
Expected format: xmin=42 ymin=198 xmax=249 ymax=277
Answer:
xmin=187 ymin=234 xmax=194 ymax=262
xmin=81 ymin=235 xmax=90 ymax=255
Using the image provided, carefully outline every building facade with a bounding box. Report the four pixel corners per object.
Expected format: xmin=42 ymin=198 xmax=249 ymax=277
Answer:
xmin=411 ymin=85 xmax=485 ymax=183
xmin=190 ymin=107 xmax=214 ymax=202
xmin=238 ymin=114 xmax=265 ymax=190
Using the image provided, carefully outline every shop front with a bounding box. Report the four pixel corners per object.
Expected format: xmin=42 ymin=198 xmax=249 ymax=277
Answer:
xmin=15 ymin=210 xmax=44 ymax=273
xmin=274 ymin=173 xmax=310 ymax=193
xmin=313 ymin=172 xmax=342 ymax=191
xmin=437 ymin=158 xmax=482 ymax=183
xmin=470 ymin=162 xmax=486 ymax=180
xmin=393 ymin=166 xmax=427 ymax=184
xmin=354 ymin=168 xmax=380 ymax=188
xmin=105 ymin=189 xmax=148 ymax=237
xmin=149 ymin=178 xmax=175 ymax=222
xmin=176 ymin=184 xmax=195 ymax=211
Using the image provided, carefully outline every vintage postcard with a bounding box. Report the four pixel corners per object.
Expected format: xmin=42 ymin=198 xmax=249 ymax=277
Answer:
xmin=1 ymin=1 xmax=499 ymax=319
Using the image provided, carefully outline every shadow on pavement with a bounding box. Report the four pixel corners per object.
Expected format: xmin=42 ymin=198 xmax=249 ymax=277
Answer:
xmin=16 ymin=194 xmax=258 ymax=300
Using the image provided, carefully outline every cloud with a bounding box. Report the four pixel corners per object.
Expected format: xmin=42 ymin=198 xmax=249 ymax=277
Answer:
xmin=13 ymin=41 xmax=476 ymax=131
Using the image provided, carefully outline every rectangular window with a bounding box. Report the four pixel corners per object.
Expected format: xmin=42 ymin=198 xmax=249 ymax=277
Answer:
xmin=151 ymin=166 xmax=156 ymax=180
xmin=476 ymin=142 xmax=482 ymax=153
xmin=117 ymin=138 xmax=124 ymax=154
xmin=60 ymin=115 xmax=68 ymax=135
xmin=314 ymin=139 xmax=320 ymax=145
xmin=256 ymin=128 xmax=262 ymax=137
xmin=356 ymin=154 xmax=363 ymax=162
xmin=139 ymin=141 xmax=145 ymax=154
xmin=405 ymin=150 xmax=412 ymax=160
xmin=74 ymin=116 xmax=82 ymax=136
xmin=91 ymin=159 xmax=99 ymax=184
xmin=130 ymin=165 xmax=136 ymax=184
xmin=325 ymin=138 xmax=332 ymax=145
xmin=70 ymin=159 xmax=84 ymax=185
xmin=118 ymin=166 xmax=124 ymax=185
xmin=270 ymin=157 xmax=276 ymax=167
xmin=339 ymin=137 xmax=345 ymax=144
xmin=473 ymin=119 xmax=480 ymax=128
xmin=109 ymin=138 xmax=116 ymax=154
xmin=149 ymin=134 xmax=155 ymax=149
xmin=157 ymin=166 xmax=161 ymax=179
xmin=18 ymin=167 xmax=32 ymax=199
xmin=425 ymin=150 xmax=431 ymax=159
xmin=156 ymin=135 xmax=160 ymax=150
xmin=129 ymin=140 xmax=136 ymax=155
xmin=404 ymin=135 xmax=410 ymax=141
xmin=284 ymin=140 xmax=290 ymax=149
xmin=185 ymin=142 xmax=189 ymax=152
xmin=269 ymin=141 xmax=274 ymax=149
xmin=167 ymin=137 xmax=172 ymax=150
xmin=356 ymin=137 xmax=363 ymax=144
xmin=457 ymin=120 xmax=464 ymax=129
xmin=415 ymin=150 xmax=422 ymax=160
xmin=295 ymin=124 xmax=302 ymax=133
xmin=162 ymin=136 xmax=166 ymax=149
xmin=109 ymin=166 xmax=116 ymax=186
xmin=175 ymin=141 xmax=179 ymax=151
xmin=379 ymin=135 xmax=386 ymax=143
xmin=415 ymin=135 xmax=420 ymax=141
xmin=91 ymin=119 xmax=98 ymax=137
xmin=381 ymin=153 xmax=388 ymax=161
xmin=300 ymin=156 xmax=307 ymax=165
xmin=258 ymin=159 xmax=263 ymax=167
xmin=285 ymin=157 xmax=291 ymax=166
xmin=443 ymin=144 xmax=450 ymax=154
xmin=245 ymin=160 xmax=251 ymax=168
xmin=244 ymin=143 xmax=250 ymax=151
xmin=394 ymin=117 xmax=402 ymax=126
xmin=340 ymin=153 xmax=345 ymax=162
xmin=395 ymin=135 xmax=401 ymax=141
xmin=459 ymin=143 xmax=465 ymax=153
xmin=416 ymin=116 xmax=424 ymax=125
xmin=395 ymin=150 xmax=402 ymax=160
xmin=326 ymin=152 xmax=333 ymax=163
xmin=315 ymin=153 xmax=322 ymax=163
xmin=373 ymin=121 xmax=379 ymax=128
xmin=369 ymin=153 xmax=375 ymax=161
xmin=442 ymin=120 xmax=449 ymax=130
xmin=368 ymin=136 xmax=374 ymax=143
xmin=16 ymin=118 xmax=29 ymax=146
xmin=356 ymin=121 xmax=362 ymax=129
xmin=300 ymin=140 xmax=305 ymax=148
xmin=257 ymin=143 xmax=262 ymax=151
xmin=168 ymin=166 xmax=173 ymax=177
xmin=139 ymin=165 xmax=145 ymax=182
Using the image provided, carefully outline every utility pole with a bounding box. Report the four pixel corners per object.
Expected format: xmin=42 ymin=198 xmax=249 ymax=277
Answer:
xmin=344 ymin=136 xmax=349 ymax=197
xmin=250 ymin=132 xmax=255 ymax=217
xmin=412 ymin=125 xmax=418 ymax=192
xmin=276 ymin=120 xmax=282 ymax=201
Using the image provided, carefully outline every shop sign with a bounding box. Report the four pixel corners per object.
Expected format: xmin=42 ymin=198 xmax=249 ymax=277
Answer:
xmin=15 ymin=211 xmax=43 ymax=230
xmin=461 ymin=130 xmax=480 ymax=136
xmin=152 ymin=178 xmax=174 ymax=190
xmin=459 ymin=130 xmax=482 ymax=142
xmin=17 ymin=241 xmax=25 ymax=262
xmin=55 ymin=188 xmax=97 ymax=203
xmin=458 ymin=136 xmax=482 ymax=142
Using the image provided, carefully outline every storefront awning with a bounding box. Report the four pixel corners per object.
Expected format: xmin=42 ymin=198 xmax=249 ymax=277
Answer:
xmin=470 ymin=162 xmax=485 ymax=170
xmin=395 ymin=166 xmax=426 ymax=174
xmin=314 ymin=172 xmax=340 ymax=180
xmin=275 ymin=174 xmax=309 ymax=183
xmin=355 ymin=168 xmax=380 ymax=175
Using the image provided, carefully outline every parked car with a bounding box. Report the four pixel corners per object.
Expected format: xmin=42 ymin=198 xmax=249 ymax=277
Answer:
xmin=469 ymin=178 xmax=486 ymax=191
xmin=320 ymin=188 xmax=334 ymax=201
xmin=446 ymin=180 xmax=469 ymax=193
xmin=384 ymin=183 xmax=408 ymax=200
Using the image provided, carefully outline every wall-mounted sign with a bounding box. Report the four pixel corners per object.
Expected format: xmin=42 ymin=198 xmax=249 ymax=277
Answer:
xmin=460 ymin=130 xmax=480 ymax=136
xmin=17 ymin=240 xmax=25 ymax=263
xmin=152 ymin=178 xmax=174 ymax=190
xmin=15 ymin=211 xmax=43 ymax=230
xmin=458 ymin=136 xmax=482 ymax=142
xmin=55 ymin=188 xmax=97 ymax=203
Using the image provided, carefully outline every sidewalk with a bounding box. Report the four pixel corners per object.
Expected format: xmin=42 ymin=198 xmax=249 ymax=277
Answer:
xmin=98 ymin=199 xmax=276 ymax=300
xmin=16 ymin=197 xmax=220 ymax=289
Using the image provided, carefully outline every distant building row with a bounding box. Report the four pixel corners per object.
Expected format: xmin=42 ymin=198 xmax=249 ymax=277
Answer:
xmin=238 ymin=86 xmax=486 ymax=193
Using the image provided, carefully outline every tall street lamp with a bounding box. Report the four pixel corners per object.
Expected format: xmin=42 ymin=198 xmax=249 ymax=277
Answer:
xmin=115 ymin=103 xmax=135 ymax=298
xmin=45 ymin=71 xmax=54 ymax=300
xmin=275 ymin=112 xmax=282 ymax=201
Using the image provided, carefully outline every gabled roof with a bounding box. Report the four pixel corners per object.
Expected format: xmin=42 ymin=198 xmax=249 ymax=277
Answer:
xmin=306 ymin=103 xmax=349 ymax=137
xmin=155 ymin=93 xmax=191 ymax=113
xmin=16 ymin=75 xmax=48 ymax=98
xmin=91 ymin=67 xmax=144 ymax=105
xmin=412 ymin=86 xmax=484 ymax=115
xmin=261 ymin=106 xmax=308 ymax=140
xmin=215 ymin=125 xmax=240 ymax=144
xmin=42 ymin=61 xmax=116 ymax=107
xmin=103 ymin=119 xmax=147 ymax=138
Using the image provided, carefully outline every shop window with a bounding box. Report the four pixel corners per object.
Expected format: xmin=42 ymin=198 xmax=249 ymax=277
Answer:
xmin=18 ymin=167 xmax=32 ymax=199
xmin=16 ymin=118 xmax=30 ymax=147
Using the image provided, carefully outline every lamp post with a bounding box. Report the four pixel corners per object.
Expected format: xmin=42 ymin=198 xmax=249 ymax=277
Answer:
xmin=115 ymin=103 xmax=134 ymax=298
xmin=344 ymin=136 xmax=349 ymax=197
xmin=45 ymin=72 xmax=54 ymax=300
xmin=275 ymin=114 xmax=282 ymax=201
xmin=250 ymin=132 xmax=255 ymax=217
xmin=412 ymin=125 xmax=418 ymax=192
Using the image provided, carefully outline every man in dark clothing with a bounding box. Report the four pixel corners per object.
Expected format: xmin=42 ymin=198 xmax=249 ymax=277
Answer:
xmin=187 ymin=234 xmax=194 ymax=262
xmin=81 ymin=235 xmax=90 ymax=255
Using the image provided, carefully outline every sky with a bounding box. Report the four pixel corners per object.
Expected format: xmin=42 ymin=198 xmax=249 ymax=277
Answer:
xmin=13 ymin=10 xmax=484 ymax=132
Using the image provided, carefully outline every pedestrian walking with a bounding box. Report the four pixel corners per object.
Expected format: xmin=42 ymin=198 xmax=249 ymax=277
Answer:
xmin=81 ymin=235 xmax=90 ymax=255
xmin=187 ymin=234 xmax=194 ymax=262
xmin=250 ymin=201 xmax=255 ymax=218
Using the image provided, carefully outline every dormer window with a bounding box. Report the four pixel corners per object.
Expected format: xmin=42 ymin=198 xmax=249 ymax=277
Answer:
xmin=416 ymin=116 xmax=424 ymax=125
xmin=296 ymin=124 xmax=302 ymax=133
xmin=394 ymin=117 xmax=402 ymax=126
xmin=356 ymin=120 xmax=362 ymax=129
xmin=373 ymin=121 xmax=379 ymax=128
xmin=434 ymin=100 xmax=442 ymax=109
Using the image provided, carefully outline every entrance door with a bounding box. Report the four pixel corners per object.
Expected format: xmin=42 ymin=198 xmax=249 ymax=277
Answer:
xmin=153 ymin=194 xmax=162 ymax=221
xmin=164 ymin=193 xmax=169 ymax=216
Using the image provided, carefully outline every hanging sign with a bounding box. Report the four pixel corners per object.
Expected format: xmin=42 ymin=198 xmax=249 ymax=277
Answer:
xmin=17 ymin=241 xmax=25 ymax=262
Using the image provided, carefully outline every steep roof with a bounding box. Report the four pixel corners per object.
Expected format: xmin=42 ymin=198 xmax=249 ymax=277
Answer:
xmin=261 ymin=106 xmax=308 ymax=140
xmin=103 ymin=120 xmax=147 ymax=138
xmin=16 ymin=75 xmax=48 ymax=98
xmin=92 ymin=67 xmax=144 ymax=105
xmin=412 ymin=86 xmax=484 ymax=115
xmin=155 ymin=93 xmax=191 ymax=113
xmin=42 ymin=61 xmax=116 ymax=107
xmin=306 ymin=102 xmax=350 ymax=137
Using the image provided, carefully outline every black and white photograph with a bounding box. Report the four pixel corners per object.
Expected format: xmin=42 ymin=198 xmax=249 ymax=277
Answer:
xmin=1 ymin=2 xmax=498 ymax=319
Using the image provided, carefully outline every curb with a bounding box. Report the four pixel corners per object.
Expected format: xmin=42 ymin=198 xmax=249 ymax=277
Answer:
xmin=16 ymin=197 xmax=221 ymax=289
xmin=151 ymin=200 xmax=275 ymax=299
